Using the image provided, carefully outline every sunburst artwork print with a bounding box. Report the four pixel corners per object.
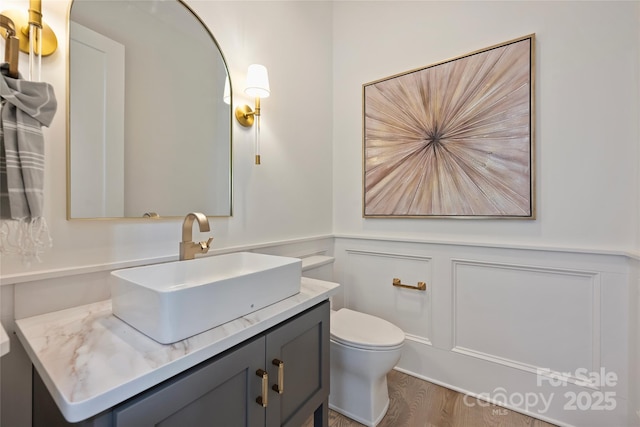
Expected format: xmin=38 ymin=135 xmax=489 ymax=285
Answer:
xmin=363 ymin=35 xmax=535 ymax=218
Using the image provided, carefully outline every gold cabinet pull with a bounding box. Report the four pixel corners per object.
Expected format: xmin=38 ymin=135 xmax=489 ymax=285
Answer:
xmin=392 ymin=278 xmax=426 ymax=291
xmin=272 ymin=359 xmax=284 ymax=394
xmin=256 ymin=369 xmax=268 ymax=407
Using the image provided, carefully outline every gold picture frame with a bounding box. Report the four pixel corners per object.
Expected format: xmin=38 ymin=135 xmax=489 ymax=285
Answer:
xmin=363 ymin=34 xmax=535 ymax=219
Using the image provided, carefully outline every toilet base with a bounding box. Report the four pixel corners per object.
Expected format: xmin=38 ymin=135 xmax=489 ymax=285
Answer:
xmin=329 ymin=395 xmax=389 ymax=427
xmin=329 ymin=367 xmax=392 ymax=427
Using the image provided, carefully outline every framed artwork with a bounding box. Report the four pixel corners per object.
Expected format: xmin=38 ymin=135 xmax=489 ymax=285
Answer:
xmin=363 ymin=34 xmax=535 ymax=219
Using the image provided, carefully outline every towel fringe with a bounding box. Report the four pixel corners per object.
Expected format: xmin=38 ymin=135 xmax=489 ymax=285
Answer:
xmin=0 ymin=217 xmax=52 ymax=265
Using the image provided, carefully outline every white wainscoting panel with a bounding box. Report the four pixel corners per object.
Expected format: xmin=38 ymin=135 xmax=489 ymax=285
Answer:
xmin=334 ymin=237 xmax=634 ymax=426
xmin=345 ymin=249 xmax=432 ymax=344
xmin=452 ymin=259 xmax=600 ymax=384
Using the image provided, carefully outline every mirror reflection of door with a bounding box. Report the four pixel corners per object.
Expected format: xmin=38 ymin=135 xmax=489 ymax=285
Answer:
xmin=70 ymin=22 xmax=125 ymax=218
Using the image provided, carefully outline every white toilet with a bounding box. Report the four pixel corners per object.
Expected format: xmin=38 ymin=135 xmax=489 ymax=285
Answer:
xmin=329 ymin=308 xmax=405 ymax=427
xmin=301 ymin=256 xmax=405 ymax=426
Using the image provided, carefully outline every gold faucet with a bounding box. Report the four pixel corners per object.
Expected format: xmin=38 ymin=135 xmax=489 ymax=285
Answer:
xmin=179 ymin=212 xmax=214 ymax=261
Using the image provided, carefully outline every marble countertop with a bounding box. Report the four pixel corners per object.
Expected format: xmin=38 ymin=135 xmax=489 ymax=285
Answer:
xmin=15 ymin=277 xmax=340 ymax=423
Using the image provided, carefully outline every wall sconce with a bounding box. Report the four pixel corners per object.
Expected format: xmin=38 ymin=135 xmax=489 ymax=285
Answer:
xmin=0 ymin=0 xmax=58 ymax=81
xmin=235 ymin=64 xmax=270 ymax=165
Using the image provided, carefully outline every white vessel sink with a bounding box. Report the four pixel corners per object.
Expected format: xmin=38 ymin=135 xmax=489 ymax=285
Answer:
xmin=110 ymin=252 xmax=302 ymax=344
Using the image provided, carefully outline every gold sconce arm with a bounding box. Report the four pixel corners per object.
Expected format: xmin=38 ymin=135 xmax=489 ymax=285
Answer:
xmin=235 ymin=97 xmax=262 ymax=127
xmin=235 ymin=105 xmax=255 ymax=127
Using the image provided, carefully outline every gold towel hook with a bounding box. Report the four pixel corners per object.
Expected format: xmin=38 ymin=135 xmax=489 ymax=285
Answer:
xmin=0 ymin=14 xmax=19 ymax=78
xmin=0 ymin=0 xmax=57 ymax=58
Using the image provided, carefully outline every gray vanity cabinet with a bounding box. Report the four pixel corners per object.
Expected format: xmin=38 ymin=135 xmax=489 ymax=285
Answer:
xmin=33 ymin=301 xmax=330 ymax=427
xmin=265 ymin=300 xmax=330 ymax=427
xmin=113 ymin=336 xmax=266 ymax=426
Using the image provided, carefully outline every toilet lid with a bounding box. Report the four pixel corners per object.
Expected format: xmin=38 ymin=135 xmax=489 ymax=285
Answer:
xmin=330 ymin=309 xmax=405 ymax=350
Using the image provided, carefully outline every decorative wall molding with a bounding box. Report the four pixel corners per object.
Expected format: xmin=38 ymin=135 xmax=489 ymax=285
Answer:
xmin=345 ymin=248 xmax=434 ymax=263
xmin=404 ymin=333 xmax=433 ymax=346
xmin=451 ymin=258 xmax=601 ymax=387
xmin=345 ymin=249 xmax=433 ymax=344
xmin=1 ymin=234 xmax=334 ymax=286
xmin=7 ymin=233 xmax=631 ymax=287
xmin=335 ymin=233 xmax=637 ymax=259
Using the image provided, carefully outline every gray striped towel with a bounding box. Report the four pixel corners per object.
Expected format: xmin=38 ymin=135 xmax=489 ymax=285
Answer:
xmin=0 ymin=63 xmax=57 ymax=262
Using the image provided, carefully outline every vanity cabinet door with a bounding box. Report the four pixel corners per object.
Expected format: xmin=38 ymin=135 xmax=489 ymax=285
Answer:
xmin=265 ymin=300 xmax=330 ymax=427
xmin=113 ymin=336 xmax=266 ymax=427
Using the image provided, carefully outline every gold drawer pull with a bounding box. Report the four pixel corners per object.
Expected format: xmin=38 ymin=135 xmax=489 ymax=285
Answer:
xmin=393 ymin=278 xmax=426 ymax=291
xmin=256 ymin=369 xmax=268 ymax=407
xmin=272 ymin=359 xmax=284 ymax=394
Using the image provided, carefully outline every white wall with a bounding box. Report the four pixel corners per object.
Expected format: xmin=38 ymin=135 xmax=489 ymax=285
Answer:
xmin=333 ymin=0 xmax=640 ymax=253
xmin=1 ymin=0 xmax=334 ymax=278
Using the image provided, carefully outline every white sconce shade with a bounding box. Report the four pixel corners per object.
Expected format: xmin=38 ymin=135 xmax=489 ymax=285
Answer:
xmin=244 ymin=64 xmax=270 ymax=98
xmin=223 ymin=75 xmax=231 ymax=105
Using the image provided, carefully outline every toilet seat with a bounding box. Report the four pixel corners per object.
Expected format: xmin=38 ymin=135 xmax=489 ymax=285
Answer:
xmin=331 ymin=309 xmax=405 ymax=351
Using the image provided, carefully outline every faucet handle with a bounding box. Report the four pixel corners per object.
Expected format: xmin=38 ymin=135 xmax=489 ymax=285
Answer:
xmin=200 ymin=237 xmax=214 ymax=250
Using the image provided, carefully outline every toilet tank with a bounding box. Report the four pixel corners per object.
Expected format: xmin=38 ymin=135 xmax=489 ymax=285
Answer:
xmin=302 ymin=256 xmax=334 ymax=281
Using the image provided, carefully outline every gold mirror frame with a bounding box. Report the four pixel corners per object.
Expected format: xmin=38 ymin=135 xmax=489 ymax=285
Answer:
xmin=66 ymin=0 xmax=233 ymax=220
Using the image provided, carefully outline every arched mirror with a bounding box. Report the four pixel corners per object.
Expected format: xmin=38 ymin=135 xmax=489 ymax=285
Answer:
xmin=67 ymin=0 xmax=232 ymax=219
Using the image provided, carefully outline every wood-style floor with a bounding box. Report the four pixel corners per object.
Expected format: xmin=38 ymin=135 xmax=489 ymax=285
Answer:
xmin=304 ymin=370 xmax=557 ymax=427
